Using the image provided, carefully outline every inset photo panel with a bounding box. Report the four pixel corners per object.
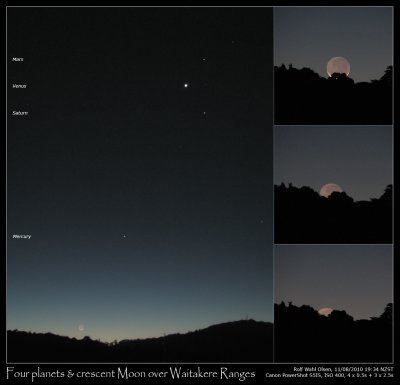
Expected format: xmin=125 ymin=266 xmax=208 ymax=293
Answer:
xmin=274 ymin=125 xmax=392 ymax=244
xmin=274 ymin=6 xmax=392 ymax=125
xmin=274 ymin=245 xmax=393 ymax=363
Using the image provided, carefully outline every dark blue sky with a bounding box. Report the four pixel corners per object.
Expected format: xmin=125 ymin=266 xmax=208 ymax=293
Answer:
xmin=275 ymin=245 xmax=392 ymax=320
xmin=7 ymin=8 xmax=273 ymax=342
xmin=274 ymin=7 xmax=392 ymax=82
xmin=274 ymin=125 xmax=392 ymax=201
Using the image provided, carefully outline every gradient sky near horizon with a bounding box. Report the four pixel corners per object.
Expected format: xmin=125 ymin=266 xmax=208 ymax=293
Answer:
xmin=7 ymin=8 xmax=273 ymax=342
xmin=274 ymin=125 xmax=392 ymax=201
xmin=275 ymin=245 xmax=392 ymax=320
xmin=274 ymin=7 xmax=393 ymax=83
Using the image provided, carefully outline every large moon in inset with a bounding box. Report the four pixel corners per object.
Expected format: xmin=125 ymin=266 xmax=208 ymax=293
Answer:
xmin=320 ymin=183 xmax=343 ymax=198
xmin=78 ymin=324 xmax=85 ymax=332
xmin=327 ymin=57 xmax=351 ymax=77
xmin=319 ymin=307 xmax=333 ymax=317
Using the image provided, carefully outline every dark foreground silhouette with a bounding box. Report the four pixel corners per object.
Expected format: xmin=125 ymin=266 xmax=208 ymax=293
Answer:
xmin=274 ymin=65 xmax=392 ymax=125
xmin=275 ymin=183 xmax=392 ymax=244
xmin=275 ymin=302 xmax=392 ymax=363
xmin=7 ymin=319 xmax=272 ymax=362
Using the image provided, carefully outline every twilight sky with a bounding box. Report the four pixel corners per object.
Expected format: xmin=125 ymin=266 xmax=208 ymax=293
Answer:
xmin=7 ymin=8 xmax=273 ymax=342
xmin=275 ymin=245 xmax=392 ymax=320
xmin=274 ymin=125 xmax=392 ymax=201
xmin=274 ymin=7 xmax=393 ymax=83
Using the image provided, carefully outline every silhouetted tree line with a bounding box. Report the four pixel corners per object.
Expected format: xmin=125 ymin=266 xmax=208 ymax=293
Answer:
xmin=274 ymin=302 xmax=392 ymax=362
xmin=274 ymin=65 xmax=392 ymax=124
xmin=274 ymin=183 xmax=392 ymax=243
xmin=7 ymin=320 xmax=272 ymax=362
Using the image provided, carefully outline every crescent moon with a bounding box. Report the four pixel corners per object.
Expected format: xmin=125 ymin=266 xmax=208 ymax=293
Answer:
xmin=327 ymin=57 xmax=351 ymax=77
xmin=319 ymin=307 xmax=333 ymax=316
xmin=320 ymin=183 xmax=343 ymax=198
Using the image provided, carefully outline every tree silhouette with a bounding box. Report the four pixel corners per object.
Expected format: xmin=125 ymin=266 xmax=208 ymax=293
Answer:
xmin=275 ymin=302 xmax=392 ymax=362
xmin=380 ymin=184 xmax=392 ymax=201
xmin=275 ymin=183 xmax=392 ymax=243
xmin=7 ymin=320 xmax=273 ymax=363
xmin=329 ymin=309 xmax=354 ymax=324
xmin=378 ymin=303 xmax=393 ymax=323
xmin=374 ymin=66 xmax=392 ymax=85
xmin=275 ymin=65 xmax=392 ymax=124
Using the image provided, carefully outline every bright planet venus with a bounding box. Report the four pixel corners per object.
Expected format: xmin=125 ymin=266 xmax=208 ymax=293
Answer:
xmin=327 ymin=56 xmax=351 ymax=77
xmin=320 ymin=183 xmax=343 ymax=198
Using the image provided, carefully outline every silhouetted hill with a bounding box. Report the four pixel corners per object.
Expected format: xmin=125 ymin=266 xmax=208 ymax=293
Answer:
xmin=275 ymin=302 xmax=392 ymax=362
xmin=274 ymin=65 xmax=392 ymax=124
xmin=274 ymin=183 xmax=392 ymax=243
xmin=7 ymin=319 xmax=272 ymax=362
